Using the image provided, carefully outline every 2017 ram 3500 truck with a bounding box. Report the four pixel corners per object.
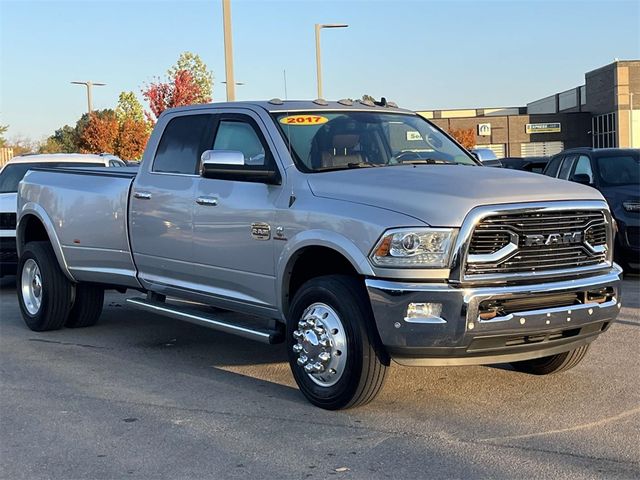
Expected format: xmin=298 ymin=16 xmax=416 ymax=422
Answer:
xmin=16 ymin=100 xmax=622 ymax=409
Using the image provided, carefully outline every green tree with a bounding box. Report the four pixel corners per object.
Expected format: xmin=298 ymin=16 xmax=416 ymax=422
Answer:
xmin=115 ymin=91 xmax=146 ymax=123
xmin=0 ymin=124 xmax=8 ymax=147
xmin=167 ymin=52 xmax=213 ymax=103
xmin=50 ymin=125 xmax=78 ymax=152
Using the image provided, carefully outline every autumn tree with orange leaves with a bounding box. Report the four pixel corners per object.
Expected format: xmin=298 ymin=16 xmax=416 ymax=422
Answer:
xmin=448 ymin=128 xmax=476 ymax=150
xmin=77 ymin=92 xmax=151 ymax=160
xmin=142 ymin=52 xmax=213 ymax=122
xmin=78 ymin=110 xmax=119 ymax=154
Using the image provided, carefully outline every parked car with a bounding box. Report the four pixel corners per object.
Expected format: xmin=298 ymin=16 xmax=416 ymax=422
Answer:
xmin=15 ymin=101 xmax=621 ymax=409
xmin=471 ymin=148 xmax=502 ymax=167
xmin=98 ymin=153 xmax=127 ymax=167
xmin=500 ymin=156 xmax=550 ymax=174
xmin=543 ymin=147 xmax=639 ymax=272
xmin=0 ymin=153 xmax=128 ymax=276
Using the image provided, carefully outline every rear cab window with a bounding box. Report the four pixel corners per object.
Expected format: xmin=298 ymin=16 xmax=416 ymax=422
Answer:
xmin=544 ymin=155 xmax=563 ymax=177
xmin=153 ymin=114 xmax=216 ymax=175
xmin=558 ymin=155 xmax=577 ymax=180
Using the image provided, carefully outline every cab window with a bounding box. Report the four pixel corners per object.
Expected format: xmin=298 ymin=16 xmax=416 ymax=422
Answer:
xmin=213 ymin=120 xmax=266 ymax=166
xmin=153 ymin=114 xmax=215 ymax=174
xmin=558 ymin=155 xmax=577 ymax=180
xmin=572 ymin=155 xmax=594 ymax=183
xmin=544 ymin=155 xmax=563 ymax=177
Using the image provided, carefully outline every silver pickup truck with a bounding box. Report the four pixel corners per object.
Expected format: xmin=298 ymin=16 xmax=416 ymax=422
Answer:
xmin=16 ymin=100 xmax=622 ymax=409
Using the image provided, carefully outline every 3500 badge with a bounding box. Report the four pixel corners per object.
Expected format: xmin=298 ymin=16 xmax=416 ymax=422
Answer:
xmin=279 ymin=115 xmax=328 ymax=125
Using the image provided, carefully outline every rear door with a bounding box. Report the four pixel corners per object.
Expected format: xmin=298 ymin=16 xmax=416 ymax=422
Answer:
xmin=130 ymin=112 xmax=216 ymax=290
xmin=191 ymin=111 xmax=283 ymax=312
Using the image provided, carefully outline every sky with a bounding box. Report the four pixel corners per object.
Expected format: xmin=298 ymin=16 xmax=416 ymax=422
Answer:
xmin=1 ymin=0 xmax=639 ymax=140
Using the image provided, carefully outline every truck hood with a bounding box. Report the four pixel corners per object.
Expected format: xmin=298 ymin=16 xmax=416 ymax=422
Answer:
xmin=0 ymin=192 xmax=17 ymax=213
xmin=307 ymin=165 xmax=605 ymax=226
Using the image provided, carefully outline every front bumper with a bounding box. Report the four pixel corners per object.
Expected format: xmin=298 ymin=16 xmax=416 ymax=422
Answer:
xmin=365 ymin=265 xmax=623 ymax=366
xmin=0 ymin=235 xmax=18 ymax=275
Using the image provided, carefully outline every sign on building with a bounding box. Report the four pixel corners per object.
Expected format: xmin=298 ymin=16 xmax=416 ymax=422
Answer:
xmin=478 ymin=123 xmax=491 ymax=136
xmin=526 ymin=122 xmax=561 ymax=134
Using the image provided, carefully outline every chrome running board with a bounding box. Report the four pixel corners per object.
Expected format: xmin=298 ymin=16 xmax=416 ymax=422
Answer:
xmin=125 ymin=297 xmax=284 ymax=344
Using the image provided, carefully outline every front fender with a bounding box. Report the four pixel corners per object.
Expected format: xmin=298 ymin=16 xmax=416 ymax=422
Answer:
xmin=275 ymin=229 xmax=375 ymax=314
xmin=18 ymin=202 xmax=75 ymax=282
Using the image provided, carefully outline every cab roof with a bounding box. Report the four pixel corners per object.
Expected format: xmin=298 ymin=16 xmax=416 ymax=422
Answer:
xmin=165 ymin=99 xmax=413 ymax=115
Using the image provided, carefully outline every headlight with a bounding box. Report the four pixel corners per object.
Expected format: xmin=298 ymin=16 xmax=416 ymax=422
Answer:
xmin=623 ymin=201 xmax=640 ymax=212
xmin=370 ymin=228 xmax=457 ymax=268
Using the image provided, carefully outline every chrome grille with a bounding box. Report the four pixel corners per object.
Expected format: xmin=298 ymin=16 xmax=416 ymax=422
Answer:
xmin=0 ymin=213 xmax=16 ymax=230
xmin=466 ymin=210 xmax=609 ymax=277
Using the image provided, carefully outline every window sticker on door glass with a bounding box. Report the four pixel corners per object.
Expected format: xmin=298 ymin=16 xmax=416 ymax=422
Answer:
xmin=279 ymin=115 xmax=329 ymax=125
xmin=406 ymin=131 xmax=422 ymax=141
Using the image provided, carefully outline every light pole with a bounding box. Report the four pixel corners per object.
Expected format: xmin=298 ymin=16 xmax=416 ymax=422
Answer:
xmin=71 ymin=81 xmax=106 ymax=114
xmin=315 ymin=23 xmax=348 ymax=99
xmin=222 ymin=0 xmax=236 ymax=101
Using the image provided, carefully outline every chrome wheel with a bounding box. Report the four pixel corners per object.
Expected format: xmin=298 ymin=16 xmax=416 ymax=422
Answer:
xmin=21 ymin=258 xmax=43 ymax=315
xmin=292 ymin=302 xmax=347 ymax=387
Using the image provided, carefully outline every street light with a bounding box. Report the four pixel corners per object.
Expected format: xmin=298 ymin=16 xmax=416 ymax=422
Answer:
xmin=222 ymin=0 xmax=236 ymax=101
xmin=315 ymin=23 xmax=348 ymax=99
xmin=71 ymin=81 xmax=106 ymax=114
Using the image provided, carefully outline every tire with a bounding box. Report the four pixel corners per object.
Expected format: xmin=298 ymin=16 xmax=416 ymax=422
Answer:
xmin=17 ymin=241 xmax=72 ymax=331
xmin=65 ymin=283 xmax=104 ymax=328
xmin=286 ymin=275 xmax=388 ymax=410
xmin=510 ymin=344 xmax=591 ymax=375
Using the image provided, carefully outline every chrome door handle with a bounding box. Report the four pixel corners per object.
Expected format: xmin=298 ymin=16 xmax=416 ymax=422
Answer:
xmin=196 ymin=196 xmax=218 ymax=206
xmin=133 ymin=191 xmax=152 ymax=200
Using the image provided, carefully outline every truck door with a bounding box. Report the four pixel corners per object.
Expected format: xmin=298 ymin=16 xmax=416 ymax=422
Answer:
xmin=191 ymin=112 xmax=282 ymax=313
xmin=130 ymin=112 xmax=216 ymax=291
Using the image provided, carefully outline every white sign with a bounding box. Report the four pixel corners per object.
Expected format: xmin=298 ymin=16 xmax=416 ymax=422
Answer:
xmin=526 ymin=123 xmax=561 ymax=134
xmin=406 ymin=131 xmax=422 ymax=141
xmin=478 ymin=123 xmax=491 ymax=136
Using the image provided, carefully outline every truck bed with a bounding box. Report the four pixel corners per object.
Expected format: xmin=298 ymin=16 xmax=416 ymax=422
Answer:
xmin=18 ymin=167 xmax=140 ymax=287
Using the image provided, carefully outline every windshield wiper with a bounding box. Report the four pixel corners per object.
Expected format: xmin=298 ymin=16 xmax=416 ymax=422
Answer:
xmin=347 ymin=162 xmax=379 ymax=168
xmin=396 ymin=158 xmax=453 ymax=165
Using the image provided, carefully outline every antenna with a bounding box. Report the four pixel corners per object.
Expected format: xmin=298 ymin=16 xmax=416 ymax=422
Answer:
xmin=283 ymin=69 xmax=288 ymax=100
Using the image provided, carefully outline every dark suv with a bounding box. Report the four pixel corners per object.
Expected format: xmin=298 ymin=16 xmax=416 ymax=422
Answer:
xmin=543 ymin=147 xmax=640 ymax=272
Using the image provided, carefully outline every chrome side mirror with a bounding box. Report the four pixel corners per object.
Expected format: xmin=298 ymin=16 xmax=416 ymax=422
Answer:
xmin=200 ymin=149 xmax=245 ymax=167
xmin=200 ymin=150 xmax=280 ymax=185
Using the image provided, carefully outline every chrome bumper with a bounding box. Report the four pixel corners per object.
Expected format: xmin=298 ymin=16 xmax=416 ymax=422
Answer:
xmin=365 ymin=265 xmax=623 ymax=366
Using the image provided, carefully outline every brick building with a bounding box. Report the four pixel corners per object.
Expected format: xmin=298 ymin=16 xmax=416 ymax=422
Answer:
xmin=416 ymin=60 xmax=640 ymax=158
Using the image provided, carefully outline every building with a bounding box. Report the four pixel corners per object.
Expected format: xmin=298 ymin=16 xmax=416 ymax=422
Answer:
xmin=416 ymin=60 xmax=640 ymax=158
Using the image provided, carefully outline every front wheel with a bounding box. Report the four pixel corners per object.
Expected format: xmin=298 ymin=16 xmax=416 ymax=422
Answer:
xmin=510 ymin=344 xmax=591 ymax=375
xmin=286 ymin=275 xmax=388 ymax=410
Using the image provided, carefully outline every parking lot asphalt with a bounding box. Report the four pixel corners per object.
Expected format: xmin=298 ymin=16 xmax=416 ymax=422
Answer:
xmin=0 ymin=276 xmax=638 ymax=479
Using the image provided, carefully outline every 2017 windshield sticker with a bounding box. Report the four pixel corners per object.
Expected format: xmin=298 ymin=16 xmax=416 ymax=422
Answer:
xmin=279 ymin=115 xmax=329 ymax=125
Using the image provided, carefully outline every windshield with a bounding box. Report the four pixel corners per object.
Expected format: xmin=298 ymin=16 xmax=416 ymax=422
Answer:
xmin=596 ymin=154 xmax=640 ymax=187
xmin=0 ymin=162 xmax=104 ymax=193
xmin=273 ymin=111 xmax=478 ymax=172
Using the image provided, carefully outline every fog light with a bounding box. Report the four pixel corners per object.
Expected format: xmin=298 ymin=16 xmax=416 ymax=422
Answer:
xmin=404 ymin=302 xmax=445 ymax=324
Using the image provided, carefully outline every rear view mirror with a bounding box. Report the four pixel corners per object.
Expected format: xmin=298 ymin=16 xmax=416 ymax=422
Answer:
xmin=200 ymin=150 xmax=280 ymax=185
xmin=571 ymin=173 xmax=592 ymax=185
